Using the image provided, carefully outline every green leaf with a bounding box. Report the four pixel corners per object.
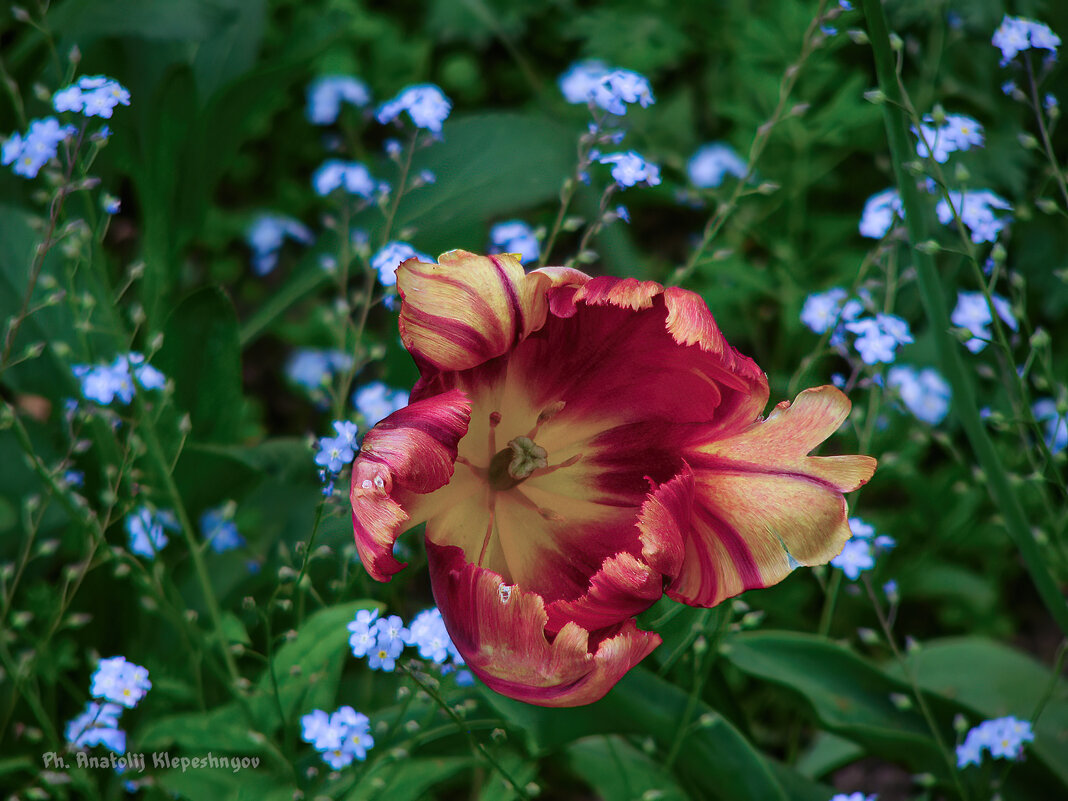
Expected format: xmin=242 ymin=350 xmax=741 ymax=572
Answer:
xmin=723 ymin=631 xmax=947 ymax=770
xmin=397 ymin=113 xmax=575 ymax=252
xmin=345 ymin=756 xmax=473 ymax=801
xmin=48 ymin=0 xmax=237 ymax=41
xmin=566 ymin=736 xmax=689 ymax=801
xmin=253 ymin=600 xmax=380 ymax=732
xmin=481 ymin=665 xmax=787 ymax=801
xmin=156 ymin=287 xmax=246 ymax=443
xmin=137 ymin=703 xmax=265 ymax=753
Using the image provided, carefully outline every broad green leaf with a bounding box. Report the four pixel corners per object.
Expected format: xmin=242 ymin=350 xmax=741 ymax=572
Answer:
xmin=397 ymin=113 xmax=575 ymax=253
xmin=566 ymin=736 xmax=690 ymax=801
xmin=137 ymin=703 xmax=265 ymax=754
xmin=482 ymin=665 xmax=787 ymax=801
xmin=724 ymin=630 xmax=945 ymax=770
xmin=48 ymin=0 xmax=236 ymax=41
xmin=345 ymin=756 xmax=473 ymax=801
xmin=796 ymin=732 xmax=866 ymax=779
xmin=157 ymin=287 xmax=246 ymax=444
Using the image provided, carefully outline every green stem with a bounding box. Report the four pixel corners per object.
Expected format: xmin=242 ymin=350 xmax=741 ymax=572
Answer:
xmin=861 ymin=0 xmax=1068 ymax=637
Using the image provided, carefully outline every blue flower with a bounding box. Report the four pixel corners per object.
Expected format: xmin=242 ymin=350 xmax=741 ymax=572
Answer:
xmin=830 ymin=794 xmax=875 ymax=801
xmin=63 ymin=469 xmax=85 ymax=487
xmin=125 ymin=507 xmax=178 ymax=558
xmin=51 ymin=76 xmax=131 ymax=119
xmin=371 ymin=241 xmax=431 ymax=287
xmin=353 ymin=382 xmax=409 ymax=427
xmin=348 ymin=608 xmax=380 ymax=658
xmin=306 ymin=75 xmax=371 ymax=125
xmin=992 ymin=16 xmax=1060 ymax=65
xmin=687 ymin=142 xmax=747 ymax=188
xmin=590 ymin=69 xmax=655 ymax=115
xmin=376 ymin=84 xmax=451 ymax=133
xmin=300 ymin=705 xmax=375 ymax=768
xmin=887 ymin=365 xmax=952 ymax=424
xmin=72 ymin=354 xmax=166 ymax=405
xmin=913 ymin=114 xmax=984 ymax=163
xmin=597 ymin=151 xmax=661 ymax=189
xmin=366 ymin=615 xmax=409 ymax=672
xmin=831 ymin=539 xmax=874 ymax=580
xmin=957 ymin=716 xmax=1034 ymax=767
xmin=246 ymin=214 xmax=314 ymax=276
xmin=199 ymin=506 xmax=245 ymax=553
xmin=845 ymin=314 xmax=913 ymax=364
xmin=1033 ymin=399 xmax=1067 ymax=453
xmin=315 ymin=430 xmax=356 ymax=474
xmin=859 ymin=188 xmax=903 ymax=238
xmin=103 ymin=195 xmax=121 ymax=215
xmin=285 ymin=348 xmax=353 ymax=393
xmin=559 ymin=60 xmax=611 ymax=104
xmin=936 ymin=190 xmax=1012 ymax=243
xmin=950 ymin=291 xmax=1017 ymax=353
xmin=800 ymin=287 xmax=851 ymax=334
xmin=66 ymin=701 xmax=126 ymax=753
xmin=3 ymin=117 xmax=77 ymax=179
xmin=489 ymin=220 xmax=540 ymax=264
xmin=90 ymin=656 xmax=152 ymax=708
xmin=405 ymin=607 xmax=462 ymax=665
xmin=312 ymin=160 xmax=379 ymax=197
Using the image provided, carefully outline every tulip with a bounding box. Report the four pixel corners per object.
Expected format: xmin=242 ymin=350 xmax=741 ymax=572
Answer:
xmin=351 ymin=251 xmax=876 ymax=706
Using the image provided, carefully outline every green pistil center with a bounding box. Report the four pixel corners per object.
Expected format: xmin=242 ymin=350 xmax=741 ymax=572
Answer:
xmin=487 ymin=436 xmax=547 ymax=491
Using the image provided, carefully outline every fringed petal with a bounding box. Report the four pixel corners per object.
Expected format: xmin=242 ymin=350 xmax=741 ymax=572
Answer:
xmin=670 ymin=386 xmax=877 ymax=607
xmin=350 ymin=389 xmax=471 ymax=581
xmin=428 ymin=542 xmax=660 ymax=707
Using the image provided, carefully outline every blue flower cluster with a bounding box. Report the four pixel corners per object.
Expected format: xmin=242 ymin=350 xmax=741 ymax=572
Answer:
xmin=52 ymin=75 xmax=130 ymax=118
xmin=199 ymin=505 xmax=245 ymax=553
xmin=559 ymin=61 xmax=655 ymax=115
xmin=347 ymin=607 xmax=473 ymax=683
xmin=830 ymin=517 xmax=895 ymax=580
xmin=66 ymin=656 xmax=151 ymax=754
xmin=246 ymin=214 xmax=313 ymax=276
xmin=801 ymin=288 xmax=914 ymax=365
xmin=687 ymin=142 xmax=748 ymax=188
xmin=306 ymin=75 xmax=371 ymax=125
xmin=489 ymin=220 xmax=540 ymax=264
xmin=859 ymin=188 xmax=903 ymax=239
xmin=950 ymin=291 xmax=1017 ymax=353
xmin=912 ymin=113 xmax=984 ymax=163
xmin=312 ymin=159 xmax=384 ymax=198
xmin=3 ymin=117 xmax=77 ymax=179
xmin=125 ymin=506 xmax=179 ymax=558
xmin=887 ymin=366 xmax=952 ymax=425
xmin=376 ymin=84 xmax=452 ymax=133
xmin=316 ymin=421 xmax=359 ymax=474
xmin=956 ymin=715 xmax=1035 ymax=767
xmin=935 ymin=190 xmax=1012 ymax=244
xmin=285 ymin=348 xmax=353 ymax=396
xmin=371 ymin=241 xmax=432 ymax=287
xmin=353 ymin=382 xmax=409 ymax=428
xmin=992 ymin=16 xmax=1060 ymax=65
xmin=72 ymin=353 xmax=166 ymax=406
xmin=830 ymin=794 xmax=876 ymax=801
xmin=597 ymin=151 xmax=661 ymax=189
xmin=300 ymin=706 xmax=374 ymax=769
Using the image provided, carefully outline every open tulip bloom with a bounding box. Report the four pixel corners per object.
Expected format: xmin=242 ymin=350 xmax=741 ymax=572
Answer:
xmin=350 ymin=251 xmax=877 ymax=706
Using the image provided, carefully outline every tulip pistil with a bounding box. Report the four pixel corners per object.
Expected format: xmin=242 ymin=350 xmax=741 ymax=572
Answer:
xmin=488 ymin=436 xmax=547 ymax=491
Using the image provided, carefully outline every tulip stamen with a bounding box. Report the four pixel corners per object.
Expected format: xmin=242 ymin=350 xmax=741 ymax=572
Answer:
xmin=526 ymin=400 xmax=566 ymax=439
xmin=476 ymin=498 xmax=497 ymax=567
xmin=530 ymin=452 xmax=582 ymax=479
xmin=487 ymin=436 xmax=547 ymax=491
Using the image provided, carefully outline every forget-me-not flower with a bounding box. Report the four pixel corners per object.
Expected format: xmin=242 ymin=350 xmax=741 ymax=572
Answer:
xmin=687 ymin=142 xmax=748 ymax=188
xmin=353 ymin=382 xmax=409 ymax=427
xmin=90 ymin=656 xmax=152 ymax=708
xmin=376 ymin=84 xmax=452 ymax=133
xmin=489 ymin=220 xmax=540 ymax=264
xmin=306 ymin=75 xmax=371 ymax=125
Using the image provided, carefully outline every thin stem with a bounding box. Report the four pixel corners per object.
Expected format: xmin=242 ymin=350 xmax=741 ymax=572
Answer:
xmin=669 ymin=0 xmax=829 ymax=287
xmin=863 ymin=576 xmax=968 ymax=799
xmin=1025 ymin=57 xmax=1068 ymax=211
xmin=400 ymin=664 xmax=531 ymax=799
